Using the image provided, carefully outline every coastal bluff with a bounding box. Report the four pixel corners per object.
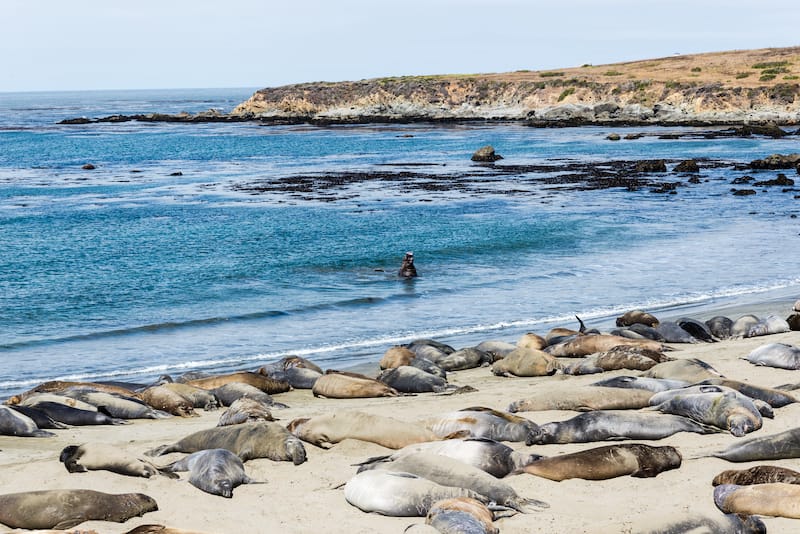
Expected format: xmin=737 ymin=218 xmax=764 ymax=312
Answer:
xmin=232 ymin=47 xmax=800 ymax=126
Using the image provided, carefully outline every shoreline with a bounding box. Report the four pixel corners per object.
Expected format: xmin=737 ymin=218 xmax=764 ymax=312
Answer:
xmin=2 ymin=299 xmax=799 ymax=533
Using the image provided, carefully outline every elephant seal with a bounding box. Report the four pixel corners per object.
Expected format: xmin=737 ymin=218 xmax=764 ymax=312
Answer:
xmin=515 ymin=443 xmax=681 ymax=481
xmin=590 ymin=375 xmax=689 ymax=393
xmin=711 ymin=427 xmax=800 ymax=462
xmin=185 ymin=371 xmax=290 ymax=394
xmin=312 ymin=370 xmax=399 ymax=398
xmin=0 ymin=489 xmax=157 ymax=529
xmin=426 ymin=498 xmax=498 ymax=534
xmin=696 ymin=377 xmax=797 ymax=407
xmin=713 ymin=465 xmax=800 ymax=486
xmin=7 ymin=404 xmax=68 ymax=430
xmin=517 ymin=332 xmax=547 ymax=350
xmin=436 ymin=347 xmax=493 ymax=371
xmin=475 ymin=340 xmax=517 ymax=359
xmin=730 ymin=315 xmax=761 ymax=337
xmin=287 ymin=411 xmax=440 ymax=449
xmin=399 ymin=251 xmax=418 ymax=278
xmin=357 ymin=437 xmax=542 ymax=478
xmin=705 ymin=316 xmax=734 ymax=340
xmin=344 ymin=470 xmax=487 ymax=516
xmin=746 ymin=314 xmax=791 ymax=337
xmin=655 ymin=321 xmax=698 ymax=343
xmin=632 ymin=512 xmax=766 ymax=534
xmin=639 ymin=358 xmax=723 ymax=382
xmin=743 ymin=342 xmax=800 ymax=369
xmin=563 ymin=345 xmax=667 ymax=375
xmin=378 ymin=366 xmax=449 ymax=393
xmin=422 ymin=406 xmax=542 ymax=444
xmin=211 ymin=382 xmax=286 ymax=408
xmin=616 ymin=310 xmax=660 ymax=327
xmin=545 ymin=334 xmax=664 ymax=358
xmin=788 ymin=313 xmax=800 ymax=331
xmin=381 ymin=346 xmax=418 ymax=369
xmin=508 ymin=386 xmax=653 ymax=413
xmin=21 ymin=401 xmax=127 ymax=426
xmin=145 ymin=421 xmax=306 ymax=464
xmin=714 ymin=482 xmax=800 ymax=518
xmin=9 ymin=380 xmax=140 ymax=402
xmin=60 ymin=388 xmax=171 ymax=419
xmin=257 ymin=355 xmax=323 ymax=387
xmin=367 ymin=452 xmax=548 ymax=513
xmin=60 ymin=443 xmax=175 ymax=478
xmin=650 ymin=388 xmax=762 ymax=436
xmin=409 ymin=357 xmax=447 ymax=379
xmin=491 ymin=347 xmax=560 ymax=377
xmin=531 ymin=411 xmax=718 ymax=445
xmin=18 ymin=392 xmax=98 ymax=411
xmin=160 ymin=383 xmax=219 ymax=410
xmin=0 ymin=405 xmax=55 ymax=437
xmin=677 ymin=317 xmax=717 ymax=342
xmin=217 ymin=397 xmax=275 ymax=426
xmin=140 ymin=385 xmax=197 ymax=417
xmin=161 ymin=448 xmax=257 ymax=498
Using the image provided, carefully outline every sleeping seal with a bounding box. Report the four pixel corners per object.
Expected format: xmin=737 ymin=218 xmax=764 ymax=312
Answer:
xmin=616 ymin=310 xmax=660 ymax=327
xmin=515 ymin=443 xmax=681 ymax=481
xmin=639 ymin=358 xmax=724 ymax=382
xmin=632 ymin=512 xmax=765 ymax=534
xmin=380 ymin=346 xmax=418 ymax=369
xmin=746 ymin=314 xmax=791 ymax=337
xmin=517 ymin=332 xmax=547 ymax=350
xmin=366 ymin=452 xmax=548 ymax=513
xmin=649 ymin=388 xmax=762 ymax=436
xmin=426 ymin=498 xmax=499 ymax=534
xmin=185 ymin=371 xmax=290 ymax=394
xmin=491 ymin=347 xmax=560 ymax=377
xmin=705 ymin=315 xmax=734 ymax=340
xmin=211 ymin=382 xmax=287 ymax=408
xmin=422 ymin=407 xmax=542 ymax=444
xmin=217 ymin=397 xmax=275 ymax=426
xmin=145 ymin=421 xmax=306 ymax=464
xmin=140 ymin=385 xmax=197 ymax=417
xmin=711 ymin=427 xmax=800 ymax=462
xmin=0 ymin=405 xmax=55 ymax=437
xmin=161 ymin=448 xmax=257 ymax=498
xmin=312 ymin=371 xmax=399 ymax=398
xmin=60 ymin=388 xmax=171 ymax=419
xmin=287 ymin=411 xmax=440 ymax=449
xmin=743 ymin=342 xmax=800 ymax=369
xmin=714 ymin=483 xmax=800 ymax=518
xmin=655 ymin=321 xmax=698 ymax=343
xmin=20 ymin=401 xmax=128 ymax=426
xmin=713 ymin=465 xmax=800 ymax=486
xmin=730 ymin=315 xmax=761 ymax=337
xmin=508 ymin=387 xmax=653 ymax=413
xmin=0 ymin=489 xmax=157 ymax=529
xmin=590 ymin=375 xmax=690 ymax=393
xmin=344 ymin=470 xmax=486 ymax=516
xmin=378 ymin=366 xmax=449 ymax=393
xmin=530 ymin=411 xmax=718 ymax=445
xmin=545 ymin=334 xmax=664 ymax=357
xmin=436 ymin=347 xmax=493 ymax=371
xmin=695 ymin=377 xmax=797 ymax=407
xmin=60 ymin=443 xmax=176 ymax=478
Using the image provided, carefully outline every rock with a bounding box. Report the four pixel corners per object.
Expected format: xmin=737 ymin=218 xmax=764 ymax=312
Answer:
xmin=606 ymin=133 xmax=621 ymax=141
xmin=635 ymin=160 xmax=667 ymax=173
xmin=624 ymin=133 xmax=644 ymax=140
xmin=749 ymin=153 xmax=800 ymax=169
xmin=731 ymin=176 xmax=753 ymax=185
xmin=81 ymin=163 xmax=96 ymax=170
xmin=735 ymin=122 xmax=788 ymax=138
xmin=688 ymin=176 xmax=701 ymax=184
xmin=674 ymin=160 xmax=699 ymax=173
xmin=753 ymin=174 xmax=795 ymax=186
xmin=59 ymin=117 xmax=92 ymax=125
xmin=732 ymin=188 xmax=756 ymax=196
xmin=471 ymin=145 xmax=503 ymax=162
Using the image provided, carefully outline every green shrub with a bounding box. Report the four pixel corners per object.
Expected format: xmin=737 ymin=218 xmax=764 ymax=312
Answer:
xmin=604 ymin=70 xmax=624 ymax=76
xmin=540 ymin=71 xmax=564 ymax=78
xmin=557 ymin=87 xmax=576 ymax=101
xmin=691 ymin=67 xmax=702 ymax=72
xmin=735 ymin=72 xmax=752 ymax=79
xmin=752 ymin=61 xmax=790 ymax=69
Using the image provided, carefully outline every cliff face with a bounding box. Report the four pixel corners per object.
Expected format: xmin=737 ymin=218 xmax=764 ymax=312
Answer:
xmin=233 ymin=47 xmax=800 ymax=125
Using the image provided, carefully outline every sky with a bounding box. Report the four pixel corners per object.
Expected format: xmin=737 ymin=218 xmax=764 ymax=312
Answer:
xmin=2 ymin=0 xmax=799 ymax=92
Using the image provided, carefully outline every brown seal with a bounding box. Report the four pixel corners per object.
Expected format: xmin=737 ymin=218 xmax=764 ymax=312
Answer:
xmin=380 ymin=346 xmax=417 ymax=369
xmin=6 ymin=380 xmax=142 ymax=405
xmin=185 ymin=371 xmax=290 ymax=394
xmin=0 ymin=489 xmax=157 ymax=529
xmin=515 ymin=443 xmax=681 ymax=481
xmin=713 ymin=465 xmax=800 ymax=486
xmin=640 ymin=358 xmax=724 ymax=383
xmin=516 ymin=332 xmax=547 ymax=350
xmin=616 ymin=309 xmax=660 ymax=327
xmin=287 ymin=411 xmax=440 ymax=449
xmin=426 ymin=498 xmax=498 ymax=534
xmin=59 ymin=443 xmax=176 ymax=478
xmin=217 ymin=397 xmax=275 ymax=426
xmin=399 ymin=251 xmax=418 ymax=278
xmin=140 ymin=385 xmax=197 ymax=417
xmin=544 ymin=333 xmax=664 ymax=357
xmin=312 ymin=370 xmax=399 ymax=398
xmin=160 ymin=383 xmax=219 ymax=410
xmin=491 ymin=347 xmax=560 ymax=377
xmin=508 ymin=386 xmax=654 ymax=413
xmin=714 ymin=482 xmax=800 ymax=518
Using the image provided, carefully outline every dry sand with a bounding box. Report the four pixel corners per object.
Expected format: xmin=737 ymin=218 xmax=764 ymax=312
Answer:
xmin=3 ymin=327 xmax=800 ymax=533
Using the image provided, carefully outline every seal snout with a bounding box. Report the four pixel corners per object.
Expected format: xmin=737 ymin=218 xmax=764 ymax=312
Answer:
xmin=712 ymin=483 xmax=740 ymax=512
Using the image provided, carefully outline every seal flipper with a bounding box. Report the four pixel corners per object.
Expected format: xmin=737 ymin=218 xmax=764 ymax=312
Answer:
xmin=511 ymin=496 xmax=550 ymax=513
xmin=144 ymin=444 xmax=174 ymax=457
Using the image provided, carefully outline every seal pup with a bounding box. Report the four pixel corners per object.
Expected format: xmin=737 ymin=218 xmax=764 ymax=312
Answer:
xmin=590 ymin=375 xmax=689 ymax=393
xmin=713 ymin=465 xmax=800 ymax=486
xmin=344 ymin=470 xmax=487 ymax=516
xmin=743 ymin=342 xmax=800 ymax=369
xmin=514 ymin=443 xmax=681 ymax=481
xmin=705 ymin=315 xmax=734 ymax=340
xmin=312 ymin=370 xmax=399 ymax=398
xmin=649 ymin=388 xmax=762 ymax=436
xmin=422 ymin=407 xmax=542 ymax=444
xmin=287 ymin=411 xmax=440 ymax=449
xmin=145 ymin=421 xmax=307 ymax=464
xmin=399 ymin=251 xmax=418 ymax=278
xmin=378 ymin=366 xmax=449 ymax=393
xmin=356 ymin=437 xmax=542 ymax=478
xmin=616 ymin=310 xmax=659 ymax=327
xmin=714 ymin=483 xmax=800 ymax=518
xmin=217 ymin=397 xmax=275 ymax=426
xmin=639 ymin=358 xmax=724 ymax=382
xmin=0 ymin=405 xmax=55 ymax=437
xmin=366 ymin=452 xmax=548 ymax=513
xmin=160 ymin=448 xmax=258 ymax=498
xmin=531 ymin=410 xmax=719 ymax=445
xmin=508 ymin=386 xmax=654 ymax=413
xmin=60 ymin=443 xmax=176 ymax=478
xmin=491 ymin=347 xmax=560 ymax=377
xmin=710 ymin=427 xmax=800 ymax=462
xmin=0 ymin=489 xmax=158 ymax=529
xmin=426 ymin=498 xmax=499 ymax=534
xmin=746 ymin=314 xmax=791 ymax=337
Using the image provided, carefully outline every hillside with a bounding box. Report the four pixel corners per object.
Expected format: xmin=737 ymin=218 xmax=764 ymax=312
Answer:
xmin=232 ymin=47 xmax=800 ymax=125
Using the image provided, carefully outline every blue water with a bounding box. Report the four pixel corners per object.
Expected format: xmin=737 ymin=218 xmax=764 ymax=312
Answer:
xmin=1 ymin=88 xmax=799 ymax=398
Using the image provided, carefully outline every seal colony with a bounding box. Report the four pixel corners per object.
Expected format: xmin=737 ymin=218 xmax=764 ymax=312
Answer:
xmin=2 ymin=304 xmax=800 ymax=532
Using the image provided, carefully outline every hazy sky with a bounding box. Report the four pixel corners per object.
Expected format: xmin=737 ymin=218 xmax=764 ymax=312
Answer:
xmin=2 ymin=0 xmax=798 ymax=92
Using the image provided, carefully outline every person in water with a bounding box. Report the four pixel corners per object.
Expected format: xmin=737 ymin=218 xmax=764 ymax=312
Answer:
xmin=398 ymin=251 xmax=418 ymax=278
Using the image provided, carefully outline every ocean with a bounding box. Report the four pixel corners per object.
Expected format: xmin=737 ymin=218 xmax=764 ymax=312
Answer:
xmin=1 ymin=88 xmax=799 ymax=398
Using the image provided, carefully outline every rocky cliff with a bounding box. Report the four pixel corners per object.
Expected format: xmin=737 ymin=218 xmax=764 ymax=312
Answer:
xmin=233 ymin=47 xmax=800 ymax=125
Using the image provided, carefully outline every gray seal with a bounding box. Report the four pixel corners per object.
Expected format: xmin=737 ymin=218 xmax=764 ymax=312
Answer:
xmin=705 ymin=315 xmax=734 ymax=340
xmin=676 ymin=317 xmax=716 ymax=342
xmin=655 ymin=321 xmax=698 ymax=343
xmin=60 ymin=387 xmax=171 ymax=419
xmin=639 ymin=358 xmax=724 ymax=382
xmin=436 ymin=347 xmax=493 ymax=371
xmin=0 ymin=405 xmax=55 ymax=437
xmin=711 ymin=427 xmax=800 ymax=462
xmin=743 ymin=342 xmax=800 ymax=369
xmin=632 ymin=512 xmax=765 ymax=534
xmin=425 ymin=498 xmax=499 ymax=534
xmin=746 ymin=314 xmax=791 ymax=337
xmin=590 ymin=375 xmax=689 ymax=393
xmin=20 ymin=401 xmax=128 ymax=426
xmin=696 ymin=377 xmax=797 ymax=408
xmin=730 ymin=315 xmax=760 ymax=337
xmin=145 ymin=421 xmax=306 ymax=464
xmin=0 ymin=489 xmax=158 ymax=529
xmin=7 ymin=404 xmax=68 ymax=430
xmin=649 ymin=388 xmax=762 ymax=436
xmin=422 ymin=406 xmax=542 ymax=444
xmin=531 ymin=410 xmax=719 ymax=445
xmin=217 ymin=397 xmax=275 ymax=426
xmin=516 ymin=443 xmax=681 ymax=481
xmin=378 ymin=365 xmax=449 ymax=393
xmin=60 ymin=443 xmax=176 ymax=478
xmin=211 ymin=382 xmax=287 ymax=408
xmin=161 ymin=448 xmax=258 ymax=498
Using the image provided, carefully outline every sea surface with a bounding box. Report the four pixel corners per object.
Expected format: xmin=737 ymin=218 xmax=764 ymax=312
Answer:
xmin=1 ymin=88 xmax=799 ymax=398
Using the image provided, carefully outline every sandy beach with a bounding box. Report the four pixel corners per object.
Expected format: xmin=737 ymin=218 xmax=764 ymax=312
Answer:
xmin=2 ymin=317 xmax=800 ymax=533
